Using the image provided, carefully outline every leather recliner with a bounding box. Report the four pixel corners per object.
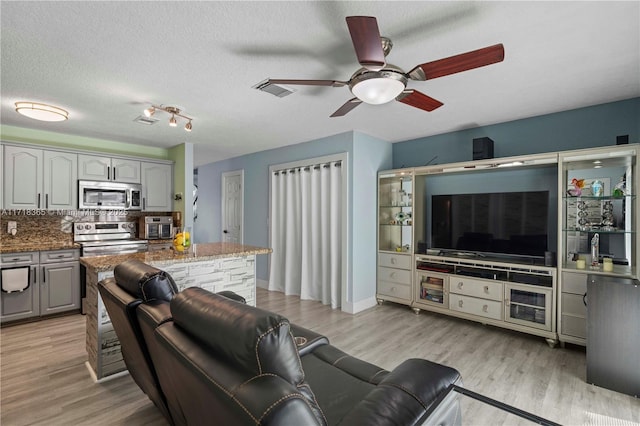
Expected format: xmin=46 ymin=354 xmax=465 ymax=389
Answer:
xmin=98 ymin=260 xmax=248 ymax=425
xmin=141 ymin=286 xmax=463 ymax=425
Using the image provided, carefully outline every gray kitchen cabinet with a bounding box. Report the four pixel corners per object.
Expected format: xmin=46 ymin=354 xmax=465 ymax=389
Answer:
xmin=78 ymin=154 xmax=140 ymax=183
xmin=3 ymin=145 xmax=76 ymax=210
xmin=39 ymin=249 xmax=80 ymax=315
xmin=1 ymin=252 xmax=40 ymax=323
xmin=141 ymin=162 xmax=173 ymax=211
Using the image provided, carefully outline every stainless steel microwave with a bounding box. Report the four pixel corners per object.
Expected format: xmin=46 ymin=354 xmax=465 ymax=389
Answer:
xmin=78 ymin=180 xmax=142 ymax=210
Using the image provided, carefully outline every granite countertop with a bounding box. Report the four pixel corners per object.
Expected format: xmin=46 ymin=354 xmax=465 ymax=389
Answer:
xmin=1 ymin=239 xmax=81 ymax=254
xmin=80 ymin=242 xmax=272 ymax=272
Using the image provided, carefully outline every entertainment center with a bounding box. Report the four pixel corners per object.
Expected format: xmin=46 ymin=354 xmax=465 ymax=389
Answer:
xmin=377 ymin=144 xmax=638 ymax=347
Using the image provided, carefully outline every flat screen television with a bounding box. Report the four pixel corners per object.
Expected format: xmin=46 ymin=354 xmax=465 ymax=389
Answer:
xmin=431 ymin=190 xmax=549 ymax=258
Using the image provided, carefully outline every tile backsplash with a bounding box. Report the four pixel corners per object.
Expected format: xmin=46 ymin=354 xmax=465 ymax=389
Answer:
xmin=0 ymin=211 xmax=174 ymax=247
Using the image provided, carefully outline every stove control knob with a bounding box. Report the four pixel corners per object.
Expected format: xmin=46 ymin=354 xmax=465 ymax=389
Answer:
xmin=129 ymin=223 xmax=136 ymax=229
xmin=76 ymin=224 xmax=83 ymax=230
xmin=84 ymin=224 xmax=92 ymax=230
xmin=121 ymin=223 xmax=127 ymax=229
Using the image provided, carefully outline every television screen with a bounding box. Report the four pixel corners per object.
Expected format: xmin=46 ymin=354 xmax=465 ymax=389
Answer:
xmin=431 ymin=191 xmax=549 ymax=257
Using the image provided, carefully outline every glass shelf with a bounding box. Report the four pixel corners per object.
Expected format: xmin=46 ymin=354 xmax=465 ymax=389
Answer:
xmin=563 ymin=194 xmax=635 ymax=200
xmin=562 ymin=228 xmax=636 ymax=234
xmin=379 ymin=171 xmax=413 ymax=252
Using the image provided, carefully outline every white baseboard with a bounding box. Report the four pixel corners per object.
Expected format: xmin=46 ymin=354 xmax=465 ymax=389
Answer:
xmin=256 ymin=278 xmax=269 ymax=289
xmin=342 ymin=296 xmax=377 ymax=314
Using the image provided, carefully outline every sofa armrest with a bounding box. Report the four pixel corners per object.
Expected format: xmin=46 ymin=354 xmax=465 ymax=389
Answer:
xmin=289 ymin=324 xmax=329 ymax=356
xmin=216 ymin=290 xmax=246 ymax=304
xmin=337 ymin=359 xmax=462 ymax=426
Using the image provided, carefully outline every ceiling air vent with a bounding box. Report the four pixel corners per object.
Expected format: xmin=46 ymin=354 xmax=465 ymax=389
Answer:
xmin=133 ymin=115 xmax=159 ymax=125
xmin=253 ymin=79 xmax=296 ymax=98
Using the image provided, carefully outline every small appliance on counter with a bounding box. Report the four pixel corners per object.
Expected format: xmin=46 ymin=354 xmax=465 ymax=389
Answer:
xmin=139 ymin=216 xmax=173 ymax=240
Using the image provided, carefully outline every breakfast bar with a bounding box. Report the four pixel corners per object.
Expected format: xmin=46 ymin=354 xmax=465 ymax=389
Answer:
xmin=80 ymin=242 xmax=271 ymax=380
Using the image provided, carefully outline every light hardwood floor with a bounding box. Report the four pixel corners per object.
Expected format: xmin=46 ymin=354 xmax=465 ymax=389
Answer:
xmin=1 ymin=288 xmax=638 ymax=426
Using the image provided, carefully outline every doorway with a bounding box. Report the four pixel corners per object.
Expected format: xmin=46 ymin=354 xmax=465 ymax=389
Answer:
xmin=221 ymin=170 xmax=244 ymax=243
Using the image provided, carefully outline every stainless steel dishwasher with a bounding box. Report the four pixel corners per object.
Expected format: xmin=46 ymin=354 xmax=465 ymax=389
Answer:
xmin=586 ymin=274 xmax=640 ymax=397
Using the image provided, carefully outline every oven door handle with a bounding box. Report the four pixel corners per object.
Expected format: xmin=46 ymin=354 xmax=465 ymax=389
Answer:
xmin=125 ymin=190 xmax=130 ymax=209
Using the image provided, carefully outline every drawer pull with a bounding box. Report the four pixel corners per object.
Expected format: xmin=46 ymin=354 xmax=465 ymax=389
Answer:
xmin=390 ymin=272 xmax=397 ymax=279
xmin=458 ymin=300 xmax=463 ymax=308
xmin=483 ymin=305 xmax=488 ymax=313
xmin=457 ymin=282 xmax=464 ymax=289
xmin=390 ymin=258 xmax=397 ymax=265
xmin=484 ymin=285 xmax=489 ymax=293
xmin=391 ymin=287 xmax=396 ymax=292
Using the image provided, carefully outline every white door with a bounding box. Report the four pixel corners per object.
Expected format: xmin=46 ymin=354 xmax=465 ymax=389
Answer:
xmin=222 ymin=171 xmax=243 ymax=243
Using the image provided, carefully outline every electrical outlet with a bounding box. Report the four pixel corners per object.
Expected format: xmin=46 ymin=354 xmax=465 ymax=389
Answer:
xmin=7 ymin=221 xmax=17 ymax=235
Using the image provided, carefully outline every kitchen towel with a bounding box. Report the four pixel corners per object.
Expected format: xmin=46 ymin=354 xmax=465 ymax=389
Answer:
xmin=1 ymin=267 xmax=30 ymax=293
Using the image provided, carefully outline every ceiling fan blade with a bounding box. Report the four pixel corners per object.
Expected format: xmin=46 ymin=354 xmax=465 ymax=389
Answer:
xmin=408 ymin=43 xmax=505 ymax=81
xmin=330 ymin=98 xmax=363 ymax=117
xmin=396 ymin=90 xmax=443 ymax=112
xmin=267 ymin=79 xmax=347 ymax=87
xmin=346 ymin=16 xmax=386 ymax=71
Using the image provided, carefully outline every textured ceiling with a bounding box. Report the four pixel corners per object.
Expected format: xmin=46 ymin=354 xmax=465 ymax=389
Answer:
xmin=1 ymin=1 xmax=639 ymax=167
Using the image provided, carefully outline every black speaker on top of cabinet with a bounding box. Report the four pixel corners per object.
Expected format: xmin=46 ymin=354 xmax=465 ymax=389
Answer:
xmin=616 ymin=135 xmax=629 ymax=145
xmin=473 ymin=137 xmax=494 ymax=160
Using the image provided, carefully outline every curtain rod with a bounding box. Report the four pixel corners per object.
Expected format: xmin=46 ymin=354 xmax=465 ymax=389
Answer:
xmin=273 ymin=160 xmax=341 ymax=175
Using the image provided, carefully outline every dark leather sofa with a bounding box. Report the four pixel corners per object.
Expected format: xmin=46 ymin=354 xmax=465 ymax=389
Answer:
xmin=98 ymin=260 xmax=463 ymax=425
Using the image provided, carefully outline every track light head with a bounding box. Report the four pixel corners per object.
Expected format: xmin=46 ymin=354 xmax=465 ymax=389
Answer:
xmin=169 ymin=115 xmax=177 ymax=127
xmin=185 ymin=121 xmax=192 ymax=132
xmin=144 ymin=106 xmax=155 ymax=117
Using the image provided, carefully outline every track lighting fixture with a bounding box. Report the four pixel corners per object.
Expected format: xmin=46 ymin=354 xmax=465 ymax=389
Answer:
xmin=143 ymin=104 xmax=193 ymax=131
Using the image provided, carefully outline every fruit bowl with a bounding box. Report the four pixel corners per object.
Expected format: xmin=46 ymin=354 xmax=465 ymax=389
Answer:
xmin=173 ymin=228 xmax=191 ymax=252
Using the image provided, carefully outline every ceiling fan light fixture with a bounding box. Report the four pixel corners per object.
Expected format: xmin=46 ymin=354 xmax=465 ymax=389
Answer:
xmin=15 ymin=102 xmax=68 ymax=122
xmin=349 ymin=70 xmax=407 ymax=105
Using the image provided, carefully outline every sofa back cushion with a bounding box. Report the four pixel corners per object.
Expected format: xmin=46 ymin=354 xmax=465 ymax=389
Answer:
xmin=171 ymin=287 xmax=303 ymax=383
xmin=114 ymin=259 xmax=178 ymax=303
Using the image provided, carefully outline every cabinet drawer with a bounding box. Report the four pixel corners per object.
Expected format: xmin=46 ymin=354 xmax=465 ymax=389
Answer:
xmin=561 ymin=292 xmax=587 ymax=317
xmin=1 ymin=252 xmax=38 ymax=266
xmin=561 ymin=314 xmax=586 ymax=339
xmin=449 ymin=277 xmax=503 ymax=301
xmin=449 ymin=293 xmax=502 ymax=320
xmin=562 ymin=272 xmax=587 ymax=294
xmin=40 ymin=249 xmax=80 ymax=264
xmin=378 ymin=267 xmax=411 ymax=285
xmin=378 ymin=253 xmax=411 ymax=270
xmin=377 ymin=280 xmax=411 ymax=300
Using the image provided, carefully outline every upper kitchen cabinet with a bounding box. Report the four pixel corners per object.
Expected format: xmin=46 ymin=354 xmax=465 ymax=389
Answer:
xmin=3 ymin=145 xmax=77 ymax=210
xmin=78 ymin=155 xmax=140 ymax=183
xmin=141 ymin=162 xmax=173 ymax=211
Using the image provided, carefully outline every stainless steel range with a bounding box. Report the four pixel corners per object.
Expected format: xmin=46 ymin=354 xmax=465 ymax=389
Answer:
xmin=74 ymin=221 xmax=148 ymax=256
xmin=75 ymin=220 xmax=148 ymax=313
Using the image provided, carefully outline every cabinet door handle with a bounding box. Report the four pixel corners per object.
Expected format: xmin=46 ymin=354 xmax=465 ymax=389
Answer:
xmin=143 ymin=198 xmax=146 ymax=210
xmin=42 ymin=266 xmax=45 ymax=283
xmin=458 ymin=300 xmax=463 ymax=308
xmin=583 ymin=292 xmax=587 ymax=307
xmin=32 ymin=266 xmax=37 ymax=284
xmin=107 ymin=166 xmax=111 ymax=180
xmin=45 ymin=194 xmax=49 ymax=209
xmin=37 ymin=193 xmax=41 ymax=208
xmin=483 ymin=305 xmax=488 ymax=313
xmin=484 ymin=285 xmax=489 ymax=293
xmin=113 ymin=167 xmax=116 ymax=181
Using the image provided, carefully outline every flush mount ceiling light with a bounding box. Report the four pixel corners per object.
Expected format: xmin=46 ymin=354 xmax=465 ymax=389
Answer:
xmin=15 ymin=102 xmax=68 ymax=122
xmin=143 ymin=105 xmax=193 ymax=132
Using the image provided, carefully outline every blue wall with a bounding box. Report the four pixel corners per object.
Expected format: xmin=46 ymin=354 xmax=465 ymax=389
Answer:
xmin=393 ymin=97 xmax=640 ymax=168
xmin=195 ymin=131 xmax=392 ymax=308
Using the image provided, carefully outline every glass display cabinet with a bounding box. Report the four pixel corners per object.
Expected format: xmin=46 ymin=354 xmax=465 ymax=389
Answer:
xmin=558 ymin=144 xmax=638 ymax=346
xmin=378 ymin=171 xmax=413 ymax=253
xmin=377 ymin=170 xmax=414 ymax=307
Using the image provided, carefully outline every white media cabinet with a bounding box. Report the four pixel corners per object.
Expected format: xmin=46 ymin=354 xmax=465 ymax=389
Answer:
xmin=377 ymin=144 xmax=639 ymax=346
xmin=412 ymin=254 xmax=557 ymax=347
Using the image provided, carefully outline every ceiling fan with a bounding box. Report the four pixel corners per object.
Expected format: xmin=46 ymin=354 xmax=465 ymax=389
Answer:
xmin=266 ymin=16 xmax=504 ymax=117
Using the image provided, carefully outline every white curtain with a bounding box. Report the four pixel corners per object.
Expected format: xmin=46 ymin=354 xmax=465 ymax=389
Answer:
xmin=269 ymin=162 xmax=342 ymax=309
